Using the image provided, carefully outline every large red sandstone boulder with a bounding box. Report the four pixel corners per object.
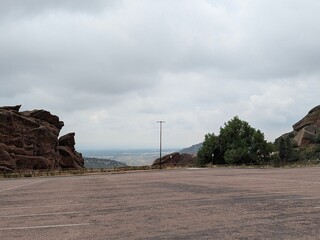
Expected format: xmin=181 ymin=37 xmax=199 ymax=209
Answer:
xmin=58 ymin=146 xmax=84 ymax=169
xmin=278 ymin=105 xmax=320 ymax=147
xmin=0 ymin=105 xmax=84 ymax=171
xmin=59 ymin=133 xmax=76 ymax=150
xmin=293 ymin=106 xmax=320 ymax=131
xmin=292 ymin=106 xmax=320 ymax=147
xmin=58 ymin=133 xmax=84 ymax=168
xmin=152 ymin=152 xmax=197 ymax=168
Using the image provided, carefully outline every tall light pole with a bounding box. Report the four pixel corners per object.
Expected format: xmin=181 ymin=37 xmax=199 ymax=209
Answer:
xmin=157 ymin=120 xmax=165 ymax=169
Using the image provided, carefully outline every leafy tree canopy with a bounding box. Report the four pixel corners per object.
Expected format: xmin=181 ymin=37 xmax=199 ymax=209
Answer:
xmin=197 ymin=116 xmax=273 ymax=165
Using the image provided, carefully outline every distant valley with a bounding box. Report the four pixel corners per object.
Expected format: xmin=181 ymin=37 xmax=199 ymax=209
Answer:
xmin=81 ymin=148 xmax=180 ymax=166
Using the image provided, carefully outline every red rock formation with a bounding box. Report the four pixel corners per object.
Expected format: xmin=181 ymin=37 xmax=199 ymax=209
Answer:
xmin=293 ymin=106 xmax=320 ymax=131
xmin=278 ymin=105 xmax=320 ymax=147
xmin=152 ymin=152 xmax=197 ymax=168
xmin=58 ymin=133 xmax=84 ymax=168
xmin=0 ymin=105 xmax=84 ymax=170
xmin=292 ymin=106 xmax=320 ymax=147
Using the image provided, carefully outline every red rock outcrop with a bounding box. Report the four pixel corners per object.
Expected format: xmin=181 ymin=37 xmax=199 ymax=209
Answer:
xmin=152 ymin=152 xmax=197 ymax=168
xmin=278 ymin=105 xmax=320 ymax=147
xmin=293 ymin=106 xmax=320 ymax=131
xmin=292 ymin=106 xmax=320 ymax=147
xmin=58 ymin=133 xmax=84 ymax=169
xmin=0 ymin=105 xmax=84 ymax=171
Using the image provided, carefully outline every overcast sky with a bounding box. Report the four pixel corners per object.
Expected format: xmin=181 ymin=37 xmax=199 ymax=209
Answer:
xmin=1 ymin=0 xmax=319 ymax=149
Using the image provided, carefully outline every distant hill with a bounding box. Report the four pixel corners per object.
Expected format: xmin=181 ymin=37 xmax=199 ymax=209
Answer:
xmin=84 ymin=157 xmax=127 ymax=169
xmin=179 ymin=143 xmax=203 ymax=155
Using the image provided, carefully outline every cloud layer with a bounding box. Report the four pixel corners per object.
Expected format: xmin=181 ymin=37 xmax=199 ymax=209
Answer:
xmin=1 ymin=0 xmax=319 ymax=149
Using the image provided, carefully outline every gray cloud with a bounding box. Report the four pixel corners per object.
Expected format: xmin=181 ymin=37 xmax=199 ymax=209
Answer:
xmin=1 ymin=0 xmax=319 ymax=148
xmin=0 ymin=0 xmax=120 ymax=20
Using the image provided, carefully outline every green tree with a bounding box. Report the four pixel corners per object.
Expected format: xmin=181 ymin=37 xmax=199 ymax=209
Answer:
xmin=197 ymin=133 xmax=219 ymax=166
xmin=278 ymin=137 xmax=294 ymax=163
xmin=197 ymin=116 xmax=272 ymax=165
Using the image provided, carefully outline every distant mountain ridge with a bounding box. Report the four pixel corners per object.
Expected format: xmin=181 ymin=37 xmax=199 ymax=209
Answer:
xmin=179 ymin=143 xmax=203 ymax=155
xmin=84 ymin=157 xmax=127 ymax=168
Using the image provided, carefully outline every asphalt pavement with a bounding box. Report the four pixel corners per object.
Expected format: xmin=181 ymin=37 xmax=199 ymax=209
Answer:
xmin=0 ymin=167 xmax=319 ymax=239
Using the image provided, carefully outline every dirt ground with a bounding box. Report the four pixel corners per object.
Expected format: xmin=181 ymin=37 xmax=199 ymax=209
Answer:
xmin=0 ymin=167 xmax=319 ymax=239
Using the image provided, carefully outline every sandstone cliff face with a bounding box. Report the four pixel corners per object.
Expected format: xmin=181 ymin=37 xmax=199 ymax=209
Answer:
xmin=0 ymin=105 xmax=84 ymax=170
xmin=293 ymin=106 xmax=320 ymax=147
xmin=293 ymin=106 xmax=320 ymax=132
xmin=280 ymin=105 xmax=320 ymax=147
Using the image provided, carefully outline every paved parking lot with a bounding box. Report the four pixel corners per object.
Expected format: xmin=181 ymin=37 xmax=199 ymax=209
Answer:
xmin=0 ymin=167 xmax=319 ymax=239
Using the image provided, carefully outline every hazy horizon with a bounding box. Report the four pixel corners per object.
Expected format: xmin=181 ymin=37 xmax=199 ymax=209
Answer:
xmin=81 ymin=148 xmax=182 ymax=166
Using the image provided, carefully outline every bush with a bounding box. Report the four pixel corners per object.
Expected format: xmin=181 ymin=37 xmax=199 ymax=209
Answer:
xmin=271 ymin=154 xmax=281 ymax=167
xmin=197 ymin=116 xmax=272 ymax=166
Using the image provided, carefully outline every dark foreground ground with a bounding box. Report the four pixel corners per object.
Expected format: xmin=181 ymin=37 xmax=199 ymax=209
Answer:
xmin=0 ymin=167 xmax=319 ymax=239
